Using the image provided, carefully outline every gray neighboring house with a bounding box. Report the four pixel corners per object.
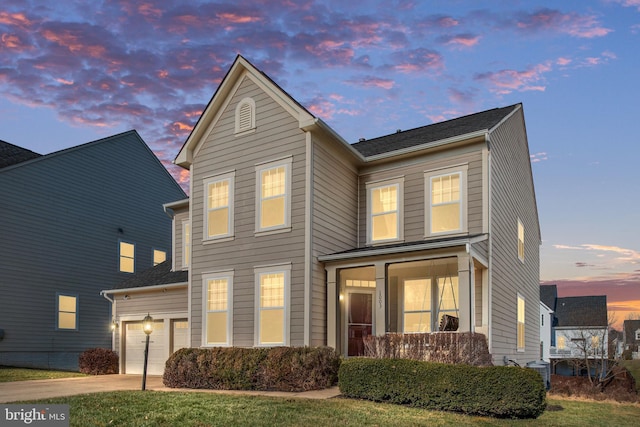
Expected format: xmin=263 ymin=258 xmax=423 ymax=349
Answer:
xmin=104 ymin=56 xmax=542 ymax=374
xmin=622 ymin=319 xmax=640 ymax=359
xmin=540 ymin=285 xmax=609 ymax=375
xmin=0 ymin=131 xmax=186 ymax=370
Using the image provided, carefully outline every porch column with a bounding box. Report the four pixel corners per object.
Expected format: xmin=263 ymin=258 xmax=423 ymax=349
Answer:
xmin=375 ymin=262 xmax=386 ymax=336
xmin=326 ymin=266 xmax=338 ymax=349
xmin=457 ymin=254 xmax=471 ymax=332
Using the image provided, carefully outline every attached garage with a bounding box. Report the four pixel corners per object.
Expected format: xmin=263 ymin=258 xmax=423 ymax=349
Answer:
xmin=100 ymin=261 xmax=189 ymax=375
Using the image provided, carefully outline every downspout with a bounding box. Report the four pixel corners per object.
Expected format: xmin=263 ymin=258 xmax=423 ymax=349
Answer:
xmin=486 ymin=132 xmax=494 ymax=361
xmin=100 ymin=291 xmax=116 ymax=352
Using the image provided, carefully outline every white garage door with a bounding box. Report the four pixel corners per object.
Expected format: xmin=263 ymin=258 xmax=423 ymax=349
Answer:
xmin=124 ymin=320 xmax=166 ymax=375
xmin=171 ymin=319 xmax=189 ymax=353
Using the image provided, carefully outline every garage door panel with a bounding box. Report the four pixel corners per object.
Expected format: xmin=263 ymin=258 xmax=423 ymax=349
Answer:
xmin=125 ymin=320 xmax=165 ymax=375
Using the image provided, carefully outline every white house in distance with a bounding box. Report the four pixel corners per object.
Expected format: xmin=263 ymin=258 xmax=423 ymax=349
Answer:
xmin=102 ymin=55 xmax=542 ymax=375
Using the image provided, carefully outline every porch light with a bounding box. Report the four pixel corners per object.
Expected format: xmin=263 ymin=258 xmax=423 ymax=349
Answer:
xmin=110 ymin=320 xmax=119 ymax=331
xmin=141 ymin=313 xmax=153 ymax=391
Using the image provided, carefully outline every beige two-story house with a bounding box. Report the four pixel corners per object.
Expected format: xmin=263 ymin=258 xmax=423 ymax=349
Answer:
xmin=103 ymin=55 xmax=541 ymax=374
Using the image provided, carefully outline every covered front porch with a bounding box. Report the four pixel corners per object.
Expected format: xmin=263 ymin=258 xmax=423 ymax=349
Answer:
xmin=321 ymin=238 xmax=489 ymax=357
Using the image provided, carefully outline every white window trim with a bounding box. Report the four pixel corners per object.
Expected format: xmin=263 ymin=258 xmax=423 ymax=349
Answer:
xmin=517 ymin=218 xmax=525 ymax=263
xmin=254 ymin=263 xmax=291 ymax=346
xmin=424 ymin=165 xmax=468 ymax=237
xmin=203 ymin=171 xmax=235 ymax=242
xmin=56 ymin=292 xmax=78 ymax=331
xmin=181 ymin=220 xmax=191 ymax=269
xmin=235 ymin=97 xmax=256 ymax=135
xmin=517 ymin=293 xmax=525 ymax=352
xmin=118 ymin=240 xmax=135 ymax=273
xmin=366 ymin=177 xmax=404 ymax=245
xmin=255 ymin=157 xmax=292 ymax=235
xmin=202 ymin=271 xmax=234 ymax=347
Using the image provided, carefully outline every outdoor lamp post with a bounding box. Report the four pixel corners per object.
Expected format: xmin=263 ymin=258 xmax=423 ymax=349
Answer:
xmin=141 ymin=313 xmax=153 ymax=391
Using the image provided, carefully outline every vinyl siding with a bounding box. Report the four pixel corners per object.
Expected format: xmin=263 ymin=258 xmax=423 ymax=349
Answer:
xmin=487 ymin=107 xmax=541 ymax=364
xmin=358 ymin=142 xmax=485 ymax=246
xmin=189 ymin=76 xmax=307 ymax=347
xmin=0 ymin=131 xmax=185 ymax=369
xmin=311 ymin=137 xmax=359 ymax=345
xmin=172 ymin=208 xmax=189 ymax=270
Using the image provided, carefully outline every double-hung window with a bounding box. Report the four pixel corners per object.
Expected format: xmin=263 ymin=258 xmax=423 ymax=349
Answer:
xmin=255 ymin=264 xmax=290 ymax=346
xmin=425 ymin=166 xmax=467 ymax=236
xmin=517 ymin=219 xmax=525 ymax=262
xmin=203 ymin=272 xmax=233 ymax=346
xmin=204 ymin=172 xmax=234 ymax=241
xmin=367 ymin=177 xmax=404 ymax=244
xmin=517 ymin=293 xmax=525 ymax=351
xmin=57 ymin=293 xmax=78 ymax=330
xmin=119 ymin=240 xmax=135 ymax=273
xmin=153 ymin=249 xmax=166 ymax=266
xmin=182 ymin=221 xmax=191 ymax=269
xmin=256 ymin=158 xmax=292 ymax=234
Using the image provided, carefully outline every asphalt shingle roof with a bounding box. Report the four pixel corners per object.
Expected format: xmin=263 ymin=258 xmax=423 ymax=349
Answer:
xmin=623 ymin=319 xmax=640 ymax=344
xmin=540 ymin=284 xmax=558 ymax=311
xmin=351 ymin=104 xmax=519 ymax=157
xmin=111 ymin=260 xmax=187 ymax=290
xmin=0 ymin=140 xmax=41 ymax=169
xmin=554 ymin=295 xmax=608 ymax=328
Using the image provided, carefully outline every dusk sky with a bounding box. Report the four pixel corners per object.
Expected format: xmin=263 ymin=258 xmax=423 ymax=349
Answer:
xmin=1 ymin=0 xmax=638 ymax=328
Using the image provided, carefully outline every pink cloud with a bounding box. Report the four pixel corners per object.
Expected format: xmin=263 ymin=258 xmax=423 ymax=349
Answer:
xmin=0 ymin=11 xmax=33 ymax=28
xmin=556 ymin=57 xmax=572 ymax=66
xmin=516 ymin=9 xmax=612 ymax=38
xmin=346 ymin=76 xmax=395 ymax=90
xmin=438 ymin=33 xmax=480 ymax=48
xmin=612 ymin=0 xmax=640 ymax=11
xmin=475 ymin=62 xmax=551 ymax=94
xmin=390 ymin=48 xmax=444 ymax=74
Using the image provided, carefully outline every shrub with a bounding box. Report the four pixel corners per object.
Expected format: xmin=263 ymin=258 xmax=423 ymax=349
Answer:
xmin=163 ymin=346 xmax=340 ymax=392
xmin=78 ymin=348 xmax=119 ymax=375
xmin=339 ymin=358 xmax=546 ymax=419
xmin=364 ymin=332 xmax=492 ymax=366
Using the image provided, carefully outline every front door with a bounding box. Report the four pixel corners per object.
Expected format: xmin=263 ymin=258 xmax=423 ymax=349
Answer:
xmin=347 ymin=291 xmax=374 ymax=356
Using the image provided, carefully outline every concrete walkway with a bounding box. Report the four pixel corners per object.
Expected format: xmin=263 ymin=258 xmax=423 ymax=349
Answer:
xmin=0 ymin=375 xmax=341 ymax=403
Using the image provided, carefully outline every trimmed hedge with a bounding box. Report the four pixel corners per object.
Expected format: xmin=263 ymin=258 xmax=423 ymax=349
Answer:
xmin=339 ymin=358 xmax=546 ymax=419
xmin=78 ymin=348 xmax=119 ymax=375
xmin=163 ymin=346 xmax=340 ymax=392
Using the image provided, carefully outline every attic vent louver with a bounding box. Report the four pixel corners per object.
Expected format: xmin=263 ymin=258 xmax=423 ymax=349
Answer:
xmin=235 ymin=97 xmax=256 ymax=134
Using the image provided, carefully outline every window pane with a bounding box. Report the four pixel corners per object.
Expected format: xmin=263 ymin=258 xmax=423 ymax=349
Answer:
xmin=372 ymin=186 xmax=397 ymax=214
xmin=404 ymin=313 xmax=430 ymax=333
xmin=260 ymin=273 xmax=284 ymax=307
xmin=262 ymin=167 xmax=285 ymax=198
xmin=120 ymin=257 xmax=134 ymax=273
xmin=154 ymin=250 xmax=166 ymax=265
xmin=208 ymin=181 xmax=229 ymax=209
xmin=207 ymin=279 xmax=228 ymax=311
xmin=404 ymin=279 xmax=430 ymax=311
xmin=437 ymin=277 xmax=459 ymax=313
xmin=372 ymin=212 xmax=397 ymax=240
xmin=206 ymin=312 xmax=227 ymax=344
xmin=260 ymin=309 xmax=284 ymax=344
xmin=120 ymin=242 xmax=134 ymax=258
xmin=261 ymin=197 xmax=285 ymax=228
xmin=59 ymin=295 xmax=76 ymax=312
xmin=58 ymin=312 xmax=76 ymax=329
xmin=208 ymin=208 xmax=229 ymax=237
xmin=431 ymin=203 xmax=460 ymax=233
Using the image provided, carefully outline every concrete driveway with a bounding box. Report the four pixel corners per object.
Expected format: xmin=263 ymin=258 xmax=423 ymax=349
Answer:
xmin=0 ymin=375 xmax=340 ymax=403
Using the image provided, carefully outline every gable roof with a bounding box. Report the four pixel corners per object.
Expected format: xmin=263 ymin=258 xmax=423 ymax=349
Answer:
xmin=103 ymin=260 xmax=188 ymax=292
xmin=623 ymin=319 xmax=640 ymax=343
xmin=351 ymin=104 xmax=519 ymax=157
xmin=0 ymin=140 xmax=41 ymax=168
xmin=540 ymin=284 xmax=558 ymax=311
xmin=554 ymin=295 xmax=608 ymax=328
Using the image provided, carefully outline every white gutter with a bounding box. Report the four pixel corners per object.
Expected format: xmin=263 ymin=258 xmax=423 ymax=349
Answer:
xmin=163 ymin=198 xmax=190 ymax=218
xmin=300 ymin=117 xmax=365 ymax=162
xmin=100 ymin=281 xmax=188 ymax=295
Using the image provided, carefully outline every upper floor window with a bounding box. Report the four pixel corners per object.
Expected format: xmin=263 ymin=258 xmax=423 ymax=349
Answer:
xmin=203 ymin=272 xmax=233 ymax=346
xmin=57 ymin=293 xmax=78 ymax=330
xmin=517 ymin=219 xmax=525 ymax=262
xmin=256 ymin=158 xmax=292 ymax=234
xmin=153 ymin=249 xmax=166 ymax=266
xmin=235 ymin=97 xmax=256 ymax=134
xmin=366 ymin=177 xmax=404 ymax=244
xmin=182 ymin=221 xmax=191 ymax=269
xmin=517 ymin=293 xmax=525 ymax=351
xmin=557 ymin=335 xmax=566 ymax=350
xmin=255 ymin=264 xmax=290 ymax=346
xmin=119 ymin=240 xmax=135 ymax=273
xmin=425 ymin=166 xmax=467 ymax=236
xmin=204 ymin=172 xmax=234 ymax=241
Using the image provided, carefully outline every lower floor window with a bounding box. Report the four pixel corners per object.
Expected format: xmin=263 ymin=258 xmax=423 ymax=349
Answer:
xmin=57 ymin=294 xmax=77 ymax=330
xmin=255 ymin=265 xmax=290 ymax=345
xmin=204 ymin=273 xmax=232 ymax=346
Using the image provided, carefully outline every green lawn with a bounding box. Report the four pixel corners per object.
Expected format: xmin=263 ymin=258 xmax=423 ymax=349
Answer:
xmin=0 ymin=366 xmax=86 ymax=382
xmin=20 ymin=391 xmax=640 ymax=427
